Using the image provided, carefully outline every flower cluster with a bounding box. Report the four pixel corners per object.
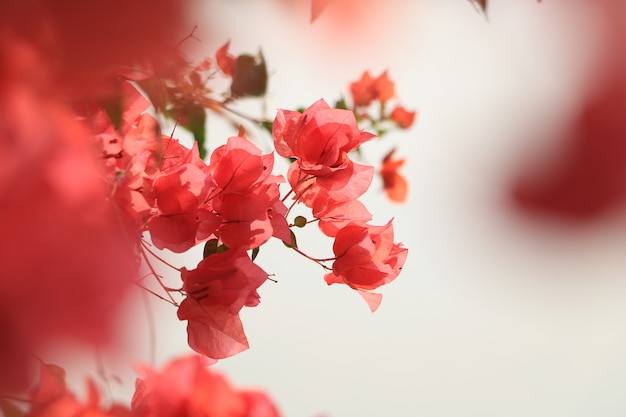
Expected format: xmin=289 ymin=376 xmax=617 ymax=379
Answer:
xmin=349 ymin=70 xmax=416 ymax=130
xmin=0 ymin=3 xmax=413 ymax=414
xmin=274 ymin=100 xmax=408 ymax=312
xmin=345 ymin=70 xmax=414 ymax=203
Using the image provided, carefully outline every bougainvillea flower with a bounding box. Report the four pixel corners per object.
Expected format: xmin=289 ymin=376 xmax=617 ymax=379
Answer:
xmin=147 ymin=163 xmax=218 ymax=252
xmin=214 ymin=183 xmax=290 ymax=249
xmin=26 ymin=363 xmax=130 ymax=417
xmin=312 ymin=198 xmax=373 ymax=237
xmin=390 ymin=105 xmax=417 ymax=129
xmin=214 ymin=187 xmax=273 ymax=249
xmin=349 ymin=70 xmax=395 ymax=107
xmin=210 ymin=136 xmax=275 ymax=194
xmin=273 ymin=99 xmax=375 ymax=210
xmin=286 ymin=158 xmax=374 ymax=208
xmin=177 ymin=248 xmax=269 ymax=359
xmin=132 ymin=355 xmax=281 ymax=417
xmin=273 ymin=99 xmax=375 ymax=165
xmin=325 ymin=220 xmax=407 ymax=312
xmin=380 ymin=148 xmax=408 ymax=203
xmin=177 ymin=302 xmax=251 ymax=362
xmin=207 ymin=136 xmax=290 ymax=248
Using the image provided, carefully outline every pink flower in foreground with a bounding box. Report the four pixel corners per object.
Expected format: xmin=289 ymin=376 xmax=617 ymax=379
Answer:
xmin=325 ymin=220 xmax=407 ymax=312
xmin=26 ymin=363 xmax=130 ymax=417
xmin=132 ymin=355 xmax=281 ymax=417
xmin=177 ymin=248 xmax=269 ymax=359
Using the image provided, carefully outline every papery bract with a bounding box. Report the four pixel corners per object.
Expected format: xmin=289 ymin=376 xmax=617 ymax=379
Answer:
xmin=147 ymin=163 xmax=219 ymax=252
xmin=286 ymin=158 xmax=374 ymax=208
xmin=208 ymin=136 xmax=289 ymax=248
xmin=177 ymin=248 xmax=269 ymax=359
xmin=215 ymin=184 xmax=288 ymax=249
xmin=273 ymin=99 xmax=374 ymax=164
xmin=325 ymin=220 xmax=407 ymax=312
xmin=210 ymin=136 xmax=274 ymax=194
xmin=273 ymin=100 xmax=375 ymax=213
xmin=312 ymin=198 xmax=373 ymax=237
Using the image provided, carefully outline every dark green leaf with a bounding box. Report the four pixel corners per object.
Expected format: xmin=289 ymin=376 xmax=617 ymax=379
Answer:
xmin=136 ymin=79 xmax=169 ymax=113
xmin=230 ymin=50 xmax=268 ymax=98
xmin=283 ymin=230 xmax=298 ymax=249
xmin=203 ymin=238 xmax=219 ymax=258
xmin=260 ymin=120 xmax=273 ymax=133
xmin=101 ymin=94 xmax=124 ymax=131
xmin=181 ymin=102 xmax=207 ymax=160
xmin=334 ymin=97 xmax=348 ymax=110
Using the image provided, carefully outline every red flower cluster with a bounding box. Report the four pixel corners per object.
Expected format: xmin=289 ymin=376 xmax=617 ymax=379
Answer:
xmin=177 ymin=248 xmax=269 ymax=359
xmin=349 ymin=70 xmax=416 ymax=129
xmin=325 ymin=221 xmax=407 ymax=312
xmin=90 ymin=83 xmax=296 ymax=360
xmin=0 ymin=0 xmax=413 ymax=412
xmin=274 ymin=100 xmax=408 ymax=311
xmin=94 ymin=82 xmax=290 ymax=255
xmin=274 ymin=99 xmax=375 ymax=212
